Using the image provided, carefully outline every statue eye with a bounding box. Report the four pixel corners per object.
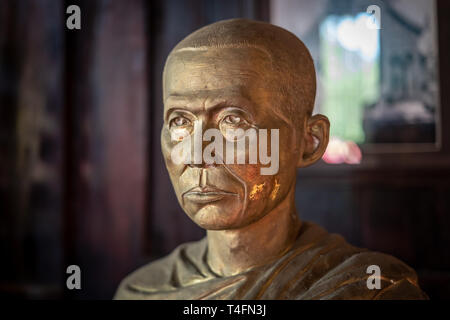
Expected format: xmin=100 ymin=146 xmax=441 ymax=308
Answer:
xmin=223 ymin=115 xmax=242 ymax=125
xmin=170 ymin=116 xmax=190 ymax=127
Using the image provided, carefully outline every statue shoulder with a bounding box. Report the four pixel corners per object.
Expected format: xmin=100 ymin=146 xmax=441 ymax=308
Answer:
xmin=349 ymin=251 xmax=428 ymax=300
xmin=306 ymin=248 xmax=429 ymax=300
xmin=291 ymin=222 xmax=428 ymax=299
xmin=113 ymin=237 xmax=207 ymax=300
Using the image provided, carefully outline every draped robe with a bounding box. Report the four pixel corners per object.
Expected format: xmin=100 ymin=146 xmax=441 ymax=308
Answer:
xmin=114 ymin=221 xmax=428 ymax=300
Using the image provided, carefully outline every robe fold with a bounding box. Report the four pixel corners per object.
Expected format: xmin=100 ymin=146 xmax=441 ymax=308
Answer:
xmin=114 ymin=221 xmax=428 ymax=300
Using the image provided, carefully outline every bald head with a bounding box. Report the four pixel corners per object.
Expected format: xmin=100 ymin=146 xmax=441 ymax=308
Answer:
xmin=163 ymin=18 xmax=317 ymax=125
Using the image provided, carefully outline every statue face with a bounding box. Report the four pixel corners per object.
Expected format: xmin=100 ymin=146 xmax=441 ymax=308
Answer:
xmin=161 ymin=47 xmax=303 ymax=230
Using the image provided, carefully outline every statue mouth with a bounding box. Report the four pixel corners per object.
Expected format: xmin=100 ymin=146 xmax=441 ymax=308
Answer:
xmin=183 ymin=186 xmax=238 ymax=203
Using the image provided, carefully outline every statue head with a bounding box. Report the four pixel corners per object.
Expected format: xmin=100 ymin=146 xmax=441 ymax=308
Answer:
xmin=161 ymin=18 xmax=329 ymax=231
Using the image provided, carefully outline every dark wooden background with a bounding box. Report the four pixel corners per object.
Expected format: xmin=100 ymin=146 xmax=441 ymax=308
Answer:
xmin=0 ymin=0 xmax=449 ymax=299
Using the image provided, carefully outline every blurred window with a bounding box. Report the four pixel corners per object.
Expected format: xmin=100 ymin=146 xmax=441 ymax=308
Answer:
xmin=271 ymin=0 xmax=441 ymax=163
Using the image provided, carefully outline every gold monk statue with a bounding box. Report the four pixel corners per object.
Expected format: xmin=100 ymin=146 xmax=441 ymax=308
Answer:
xmin=114 ymin=19 xmax=428 ymax=300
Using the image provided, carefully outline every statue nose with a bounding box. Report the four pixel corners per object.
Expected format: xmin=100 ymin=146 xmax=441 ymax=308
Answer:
xmin=188 ymin=129 xmax=218 ymax=167
xmin=188 ymin=150 xmax=216 ymax=168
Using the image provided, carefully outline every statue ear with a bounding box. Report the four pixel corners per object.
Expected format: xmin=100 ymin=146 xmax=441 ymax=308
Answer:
xmin=297 ymin=114 xmax=330 ymax=168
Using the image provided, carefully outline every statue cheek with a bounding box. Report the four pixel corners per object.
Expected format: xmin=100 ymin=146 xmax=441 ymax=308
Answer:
xmin=161 ymin=128 xmax=179 ymax=164
xmin=225 ymin=163 xmax=261 ymax=180
xmin=225 ymin=164 xmax=272 ymax=201
xmin=160 ymin=128 xmax=172 ymax=154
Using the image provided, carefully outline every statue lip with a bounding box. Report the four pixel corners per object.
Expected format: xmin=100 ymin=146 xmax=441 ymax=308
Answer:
xmin=183 ymin=186 xmax=237 ymax=203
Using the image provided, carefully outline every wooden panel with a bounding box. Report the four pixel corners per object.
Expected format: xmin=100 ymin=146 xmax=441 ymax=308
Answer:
xmin=64 ymin=0 xmax=148 ymax=299
xmin=0 ymin=0 xmax=64 ymax=299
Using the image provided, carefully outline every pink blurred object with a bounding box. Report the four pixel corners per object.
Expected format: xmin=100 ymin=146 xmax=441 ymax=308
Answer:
xmin=322 ymin=137 xmax=362 ymax=164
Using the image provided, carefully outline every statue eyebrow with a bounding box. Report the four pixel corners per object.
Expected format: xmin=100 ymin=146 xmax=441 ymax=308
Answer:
xmin=164 ymin=100 xmax=255 ymax=122
xmin=164 ymin=107 xmax=190 ymax=122
xmin=211 ymin=103 xmax=255 ymax=121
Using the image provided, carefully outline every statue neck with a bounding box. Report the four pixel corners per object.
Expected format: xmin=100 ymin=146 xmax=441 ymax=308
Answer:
xmin=206 ymin=185 xmax=301 ymax=277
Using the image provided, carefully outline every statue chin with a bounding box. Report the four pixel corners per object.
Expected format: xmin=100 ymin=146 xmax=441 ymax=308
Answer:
xmin=185 ymin=203 xmax=246 ymax=231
